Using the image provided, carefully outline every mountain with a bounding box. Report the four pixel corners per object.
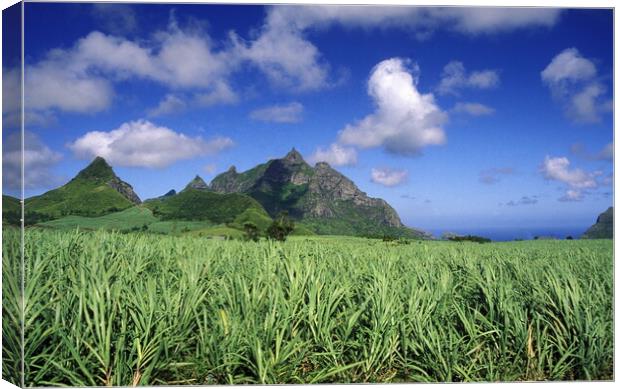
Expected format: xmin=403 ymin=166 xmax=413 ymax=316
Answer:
xmin=2 ymin=195 xmax=21 ymax=225
xmin=26 ymin=157 xmax=141 ymax=219
xmin=143 ymin=180 xmax=273 ymax=231
xmin=183 ymin=175 xmax=209 ymax=191
xmin=210 ymin=148 xmax=427 ymax=238
xmin=582 ymin=207 xmax=613 ymax=239
xmin=159 ymin=189 xmax=177 ymax=198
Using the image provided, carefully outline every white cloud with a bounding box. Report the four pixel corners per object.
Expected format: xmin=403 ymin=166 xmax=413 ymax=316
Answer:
xmin=19 ymin=23 xmax=240 ymax=118
xmin=266 ymin=6 xmax=561 ymax=36
xmin=541 ymin=48 xmax=597 ymax=85
xmin=453 ymin=102 xmax=495 ymax=116
xmin=541 ymin=48 xmax=610 ymax=123
xmin=193 ymin=81 xmax=238 ymax=106
xmin=541 ymin=156 xmax=597 ymax=189
xmin=249 ymin=102 xmax=304 ymax=123
xmin=69 ymin=119 xmax=233 ymax=168
xmin=2 ymin=131 xmax=63 ymax=190
xmin=230 ymin=6 xmax=558 ymax=92
xmin=569 ymin=83 xmax=606 ymax=123
xmin=559 ymin=189 xmax=584 ymax=202
xmin=147 ymin=94 xmax=187 ymax=117
xmin=231 ymin=21 xmax=330 ymax=91
xmin=308 ymin=143 xmax=357 ymax=166
xmin=25 ymin=59 xmax=114 ymax=113
xmin=371 ymin=168 xmax=408 ymax=187
xmin=339 ymin=58 xmax=447 ymax=156
xmin=437 ymin=61 xmax=499 ymax=95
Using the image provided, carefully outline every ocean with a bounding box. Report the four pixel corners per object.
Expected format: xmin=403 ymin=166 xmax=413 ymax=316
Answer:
xmin=426 ymin=226 xmax=589 ymax=242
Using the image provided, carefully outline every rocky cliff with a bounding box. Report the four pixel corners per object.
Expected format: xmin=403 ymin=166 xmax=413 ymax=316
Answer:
xmin=210 ymin=148 xmax=424 ymax=237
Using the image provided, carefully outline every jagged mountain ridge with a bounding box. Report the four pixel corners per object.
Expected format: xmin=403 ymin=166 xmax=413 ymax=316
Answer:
xmin=210 ymin=148 xmax=425 ymax=237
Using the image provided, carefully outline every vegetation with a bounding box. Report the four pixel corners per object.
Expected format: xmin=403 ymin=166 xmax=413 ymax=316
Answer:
xmin=267 ymin=211 xmax=295 ymax=241
xmin=582 ymin=207 xmax=613 ymax=239
xmin=25 ymin=157 xmax=137 ymax=219
xmin=143 ymin=189 xmax=270 ymax=225
xmin=243 ymin=222 xmax=260 ymax=242
xmin=2 ymin=195 xmax=21 ymax=225
xmin=447 ymin=235 xmax=492 ymax=244
xmin=3 ymin=228 xmax=613 ymax=385
xmin=25 ymin=176 xmax=134 ymax=219
xmin=39 ymin=206 xmax=158 ymax=232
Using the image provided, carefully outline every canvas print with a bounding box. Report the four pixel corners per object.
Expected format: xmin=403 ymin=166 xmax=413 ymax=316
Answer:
xmin=1 ymin=1 xmax=614 ymax=386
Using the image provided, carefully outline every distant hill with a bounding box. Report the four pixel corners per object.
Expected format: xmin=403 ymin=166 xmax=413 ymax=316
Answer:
xmin=210 ymin=148 xmax=428 ymax=238
xmin=143 ymin=183 xmax=273 ymax=231
xmin=12 ymin=152 xmax=429 ymax=239
xmin=582 ymin=207 xmax=613 ymax=239
xmin=25 ymin=157 xmax=140 ymax=220
xmin=2 ymin=195 xmax=21 ymax=225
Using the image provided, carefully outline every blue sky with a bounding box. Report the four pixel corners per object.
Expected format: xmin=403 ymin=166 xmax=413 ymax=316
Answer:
xmin=2 ymin=2 xmax=613 ymax=233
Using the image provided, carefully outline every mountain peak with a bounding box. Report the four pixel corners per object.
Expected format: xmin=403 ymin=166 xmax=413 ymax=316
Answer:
xmin=185 ymin=175 xmax=209 ymax=190
xmin=75 ymin=156 xmax=115 ymax=182
xmin=227 ymin=165 xmax=237 ymax=174
xmin=283 ymin=147 xmax=304 ymax=163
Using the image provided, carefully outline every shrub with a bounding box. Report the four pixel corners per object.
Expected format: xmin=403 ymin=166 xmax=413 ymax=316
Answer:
xmin=243 ymin=222 xmax=260 ymax=242
xmin=267 ymin=211 xmax=294 ymax=241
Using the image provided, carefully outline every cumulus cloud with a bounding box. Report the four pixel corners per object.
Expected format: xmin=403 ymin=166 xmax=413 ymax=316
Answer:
xmin=249 ymin=102 xmax=304 ymax=123
xmin=437 ymin=61 xmax=499 ymax=95
xmin=17 ymin=21 xmax=241 ymax=120
xmin=231 ymin=6 xmax=559 ymax=92
xmin=453 ymin=102 xmax=495 ymax=116
xmin=308 ymin=143 xmax=357 ymax=166
xmin=541 ymin=48 xmax=610 ymax=123
xmin=541 ymin=48 xmax=597 ymax=86
xmin=479 ymin=167 xmax=514 ymax=184
xmin=231 ymin=21 xmax=331 ymax=92
xmin=541 ymin=156 xmax=598 ymax=189
xmin=2 ymin=131 xmax=63 ymax=190
xmin=371 ymin=168 xmax=408 ymax=187
xmin=540 ymin=155 xmax=606 ymax=202
xmin=69 ymin=119 xmax=233 ymax=168
xmin=339 ymin=58 xmax=447 ymax=156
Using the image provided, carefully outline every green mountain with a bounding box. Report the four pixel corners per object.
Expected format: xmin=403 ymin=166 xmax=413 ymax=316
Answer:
xmin=143 ymin=183 xmax=273 ymax=230
xmin=582 ymin=207 xmax=613 ymax=239
xmin=2 ymin=195 xmax=21 ymax=225
xmin=25 ymin=156 xmax=141 ymax=220
xmin=210 ymin=148 xmax=428 ymax=238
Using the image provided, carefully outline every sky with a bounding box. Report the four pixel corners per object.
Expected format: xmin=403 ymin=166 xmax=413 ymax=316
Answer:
xmin=1 ymin=2 xmax=614 ymax=235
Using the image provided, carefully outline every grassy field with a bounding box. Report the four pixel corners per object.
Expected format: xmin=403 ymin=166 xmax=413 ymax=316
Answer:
xmin=2 ymin=228 xmax=613 ymax=385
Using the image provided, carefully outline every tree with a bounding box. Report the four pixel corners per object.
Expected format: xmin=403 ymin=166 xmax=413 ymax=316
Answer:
xmin=267 ymin=211 xmax=294 ymax=241
xmin=243 ymin=222 xmax=260 ymax=242
xmin=566 ymin=235 xmax=574 ymax=240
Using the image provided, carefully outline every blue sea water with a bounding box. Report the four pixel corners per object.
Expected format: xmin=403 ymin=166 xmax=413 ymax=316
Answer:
xmin=426 ymin=226 xmax=590 ymax=242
